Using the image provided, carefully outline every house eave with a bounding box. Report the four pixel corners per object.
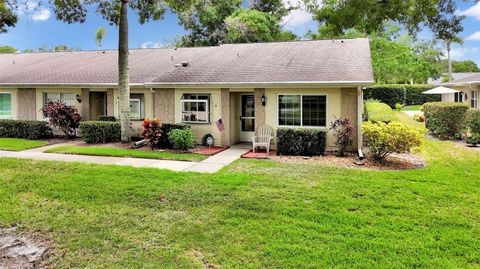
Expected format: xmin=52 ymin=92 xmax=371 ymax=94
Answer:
xmin=145 ymin=81 xmax=375 ymax=89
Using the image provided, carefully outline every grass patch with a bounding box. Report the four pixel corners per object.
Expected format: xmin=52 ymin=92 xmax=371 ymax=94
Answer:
xmin=401 ymin=105 xmax=422 ymax=111
xmin=1 ymin=115 xmax=479 ymax=267
xmin=45 ymin=145 xmax=207 ymax=162
xmin=365 ymin=100 xmax=399 ymax=122
xmin=0 ymin=138 xmax=48 ymax=151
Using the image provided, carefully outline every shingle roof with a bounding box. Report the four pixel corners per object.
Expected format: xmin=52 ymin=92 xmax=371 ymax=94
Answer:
xmin=428 ymin=72 xmax=480 ymax=85
xmin=442 ymin=73 xmax=480 ymax=85
xmin=0 ymin=38 xmax=374 ymax=87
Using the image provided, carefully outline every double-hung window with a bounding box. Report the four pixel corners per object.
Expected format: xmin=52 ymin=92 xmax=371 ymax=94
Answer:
xmin=130 ymin=94 xmax=145 ymax=120
xmin=43 ymin=93 xmax=76 ymax=117
xmin=278 ymin=94 xmax=327 ymax=127
xmin=181 ymin=94 xmax=210 ymax=123
xmin=471 ymin=90 xmax=478 ymax=109
xmin=0 ymin=93 xmax=12 ymax=119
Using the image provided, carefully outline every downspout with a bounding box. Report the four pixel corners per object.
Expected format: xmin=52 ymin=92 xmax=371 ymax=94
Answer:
xmin=357 ymin=86 xmax=364 ymax=159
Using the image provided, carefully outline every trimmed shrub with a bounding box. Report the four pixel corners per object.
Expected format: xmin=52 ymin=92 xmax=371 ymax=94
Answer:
xmin=79 ymin=121 xmax=121 ymax=143
xmin=169 ymin=129 xmax=196 ymax=150
xmin=363 ymin=121 xmax=423 ymax=161
xmin=365 ymin=100 xmax=397 ymax=123
xmin=159 ymin=123 xmax=190 ymax=148
xmin=0 ymin=120 xmax=53 ymax=139
xmin=98 ymin=115 xmax=116 ymax=121
xmin=466 ymin=133 xmax=480 ymax=147
xmin=404 ymin=85 xmax=441 ymax=105
xmin=276 ymin=128 xmax=327 ymax=156
xmin=364 ymin=84 xmax=441 ymax=107
xmin=364 ymin=86 xmax=405 ymax=108
xmin=424 ymin=102 xmax=470 ymax=139
xmin=466 ymin=109 xmax=480 ymax=134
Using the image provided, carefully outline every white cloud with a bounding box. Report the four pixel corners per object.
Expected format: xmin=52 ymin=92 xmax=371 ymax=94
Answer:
xmin=444 ymin=47 xmax=478 ymax=60
xmin=139 ymin=41 xmax=165 ymax=49
xmin=466 ymin=31 xmax=480 ymax=41
xmin=31 ymin=8 xmax=50 ymax=21
xmin=457 ymin=2 xmax=480 ymax=20
xmin=282 ymin=0 xmax=314 ymax=29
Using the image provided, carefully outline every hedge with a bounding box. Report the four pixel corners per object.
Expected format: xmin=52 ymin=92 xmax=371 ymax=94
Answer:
xmin=364 ymin=84 xmax=441 ymax=108
xmin=364 ymin=100 xmax=397 ymax=123
xmin=0 ymin=120 xmax=53 ymax=139
xmin=424 ymin=102 xmax=470 ymax=139
xmin=98 ymin=115 xmax=116 ymax=121
xmin=79 ymin=121 xmax=121 ymax=143
xmin=466 ymin=109 xmax=480 ymax=134
xmin=158 ymin=123 xmax=190 ymax=148
xmin=276 ymin=128 xmax=326 ymax=156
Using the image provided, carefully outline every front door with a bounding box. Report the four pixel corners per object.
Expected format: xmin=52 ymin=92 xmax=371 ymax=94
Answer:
xmin=89 ymin=92 xmax=107 ymax=121
xmin=239 ymin=94 xmax=255 ymax=142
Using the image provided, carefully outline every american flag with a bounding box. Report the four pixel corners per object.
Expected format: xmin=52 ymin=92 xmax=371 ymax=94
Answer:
xmin=215 ymin=119 xmax=225 ymax=132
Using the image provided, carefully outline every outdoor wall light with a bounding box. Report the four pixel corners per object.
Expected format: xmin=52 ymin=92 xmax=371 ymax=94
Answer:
xmin=261 ymin=95 xmax=266 ymax=106
xmin=76 ymin=94 xmax=82 ymax=103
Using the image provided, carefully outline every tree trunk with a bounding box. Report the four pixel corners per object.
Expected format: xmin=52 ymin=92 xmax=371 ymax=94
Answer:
xmin=447 ymin=41 xmax=452 ymax=81
xmin=119 ymin=0 xmax=131 ymax=142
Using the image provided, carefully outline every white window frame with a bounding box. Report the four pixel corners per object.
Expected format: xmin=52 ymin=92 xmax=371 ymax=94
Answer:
xmin=0 ymin=92 xmax=12 ymax=119
xmin=43 ymin=92 xmax=77 ymax=118
xmin=454 ymin=92 xmax=463 ymax=103
xmin=129 ymin=98 xmax=142 ymax=120
xmin=277 ymin=94 xmax=328 ymax=128
xmin=471 ymin=90 xmax=478 ymax=109
xmin=181 ymin=94 xmax=210 ymax=124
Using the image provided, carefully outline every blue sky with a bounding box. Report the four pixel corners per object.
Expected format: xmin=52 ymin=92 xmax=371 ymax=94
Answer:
xmin=0 ymin=0 xmax=479 ymax=65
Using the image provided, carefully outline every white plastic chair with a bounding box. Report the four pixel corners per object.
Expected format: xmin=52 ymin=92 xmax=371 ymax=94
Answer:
xmin=252 ymin=125 xmax=273 ymax=153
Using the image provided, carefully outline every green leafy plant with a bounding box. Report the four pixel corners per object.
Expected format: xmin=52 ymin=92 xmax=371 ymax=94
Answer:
xmin=79 ymin=121 xmax=121 ymax=144
xmin=466 ymin=133 xmax=480 ymax=147
xmin=365 ymin=100 xmax=397 ymax=123
xmin=424 ymin=102 xmax=469 ymax=139
xmin=465 ymin=110 xmax=480 ymax=134
xmin=363 ymin=121 xmax=423 ymax=161
xmin=98 ymin=115 xmax=116 ymax=121
xmin=395 ymin=103 xmax=403 ymax=111
xmin=0 ymin=120 xmax=53 ymax=139
xmin=168 ymin=129 xmax=196 ymax=150
xmin=276 ymin=128 xmax=327 ymax=156
xmin=329 ymin=117 xmax=353 ymax=157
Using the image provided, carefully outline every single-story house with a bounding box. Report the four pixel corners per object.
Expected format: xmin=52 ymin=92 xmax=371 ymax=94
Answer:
xmin=0 ymin=38 xmax=374 ymax=150
xmin=440 ymin=73 xmax=480 ymax=109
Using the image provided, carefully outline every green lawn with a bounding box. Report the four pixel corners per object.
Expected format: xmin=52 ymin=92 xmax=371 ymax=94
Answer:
xmin=45 ymin=145 xmax=207 ymax=162
xmin=0 ymin=138 xmax=48 ymax=151
xmin=365 ymin=100 xmax=399 ymax=122
xmin=0 ymin=114 xmax=479 ymax=268
xmin=401 ymin=105 xmax=422 ymax=111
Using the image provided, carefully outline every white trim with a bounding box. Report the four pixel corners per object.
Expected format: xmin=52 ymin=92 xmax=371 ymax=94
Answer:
xmin=180 ymin=97 xmax=210 ymax=124
xmin=239 ymin=93 xmax=256 ymax=142
xmin=357 ymin=86 xmax=363 ymax=152
xmin=471 ymin=90 xmax=478 ymax=109
xmin=0 ymin=92 xmax=12 ymax=119
xmin=276 ymin=93 xmax=328 ymax=128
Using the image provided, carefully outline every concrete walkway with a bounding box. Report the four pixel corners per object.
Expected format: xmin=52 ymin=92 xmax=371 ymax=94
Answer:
xmin=0 ymin=146 xmax=249 ymax=173
xmin=402 ymin=110 xmax=423 ymax=117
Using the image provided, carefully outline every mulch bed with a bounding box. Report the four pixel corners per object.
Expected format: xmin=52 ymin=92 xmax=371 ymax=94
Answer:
xmin=272 ymin=152 xmax=426 ymax=171
xmin=241 ymin=149 xmax=276 ymax=159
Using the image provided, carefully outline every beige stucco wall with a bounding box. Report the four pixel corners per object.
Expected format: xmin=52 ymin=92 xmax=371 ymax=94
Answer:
xmin=0 ymin=88 xmax=18 ymax=120
xmin=153 ymin=88 xmax=175 ymax=123
xmin=174 ymin=88 xmax=223 ymax=146
xmin=113 ymin=87 xmax=154 ymax=135
xmin=341 ymin=88 xmax=359 ymax=150
xmin=447 ymin=85 xmax=479 ymax=108
xmin=264 ymin=88 xmax=350 ymax=151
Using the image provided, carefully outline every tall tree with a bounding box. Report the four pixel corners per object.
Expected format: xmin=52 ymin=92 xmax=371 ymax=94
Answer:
xmin=306 ymin=0 xmax=463 ymax=38
xmin=0 ymin=45 xmax=17 ymax=53
xmin=95 ymin=27 xmax=106 ymax=50
xmin=0 ymin=1 xmax=17 ymax=33
xmin=448 ymin=60 xmax=480 ymax=72
xmin=225 ymin=9 xmax=281 ymax=43
xmin=430 ymin=12 xmax=464 ymax=81
xmin=54 ymin=45 xmax=68 ymax=51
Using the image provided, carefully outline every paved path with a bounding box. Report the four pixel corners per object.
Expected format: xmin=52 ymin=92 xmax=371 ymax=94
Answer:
xmin=402 ymin=110 xmax=423 ymax=117
xmin=0 ymin=146 xmax=249 ymax=173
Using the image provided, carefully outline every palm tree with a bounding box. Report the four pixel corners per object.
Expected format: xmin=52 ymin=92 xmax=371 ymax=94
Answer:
xmin=445 ymin=36 xmax=463 ymax=81
xmin=95 ymin=27 xmax=106 ymax=50
xmin=118 ymin=0 xmax=130 ymax=142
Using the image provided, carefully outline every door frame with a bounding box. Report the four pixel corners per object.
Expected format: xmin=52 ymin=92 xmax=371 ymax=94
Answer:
xmin=89 ymin=91 xmax=107 ymax=120
xmin=239 ymin=93 xmax=255 ymax=142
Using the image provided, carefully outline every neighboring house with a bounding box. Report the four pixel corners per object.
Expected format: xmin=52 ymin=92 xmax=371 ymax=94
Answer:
xmin=441 ymin=73 xmax=480 ymax=109
xmin=427 ymin=72 xmax=480 ymax=85
xmin=0 ymin=38 xmax=374 ymax=150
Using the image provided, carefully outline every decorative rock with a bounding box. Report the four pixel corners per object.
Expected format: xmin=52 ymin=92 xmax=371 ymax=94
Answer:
xmin=0 ymin=228 xmax=48 ymax=269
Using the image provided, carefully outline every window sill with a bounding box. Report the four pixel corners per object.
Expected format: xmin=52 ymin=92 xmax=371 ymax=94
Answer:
xmin=278 ymin=125 xmax=327 ymax=129
xmin=181 ymin=121 xmax=211 ymax=125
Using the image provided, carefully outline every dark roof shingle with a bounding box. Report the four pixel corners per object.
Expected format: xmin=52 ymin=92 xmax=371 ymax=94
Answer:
xmin=0 ymin=38 xmax=374 ymax=86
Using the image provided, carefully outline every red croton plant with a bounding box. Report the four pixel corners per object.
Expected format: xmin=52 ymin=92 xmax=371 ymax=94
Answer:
xmin=142 ymin=118 xmax=163 ymax=148
xmin=41 ymin=101 xmax=81 ymax=138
